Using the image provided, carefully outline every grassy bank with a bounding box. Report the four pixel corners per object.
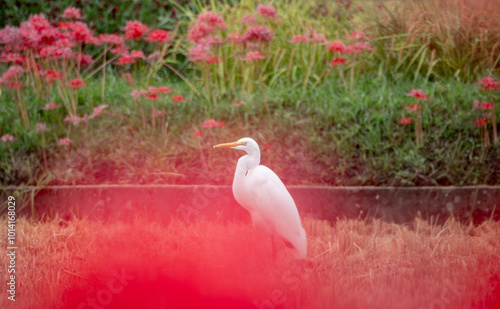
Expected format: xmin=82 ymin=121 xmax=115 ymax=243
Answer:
xmin=1 ymin=73 xmax=499 ymax=186
xmin=1 ymin=0 xmax=499 ymax=187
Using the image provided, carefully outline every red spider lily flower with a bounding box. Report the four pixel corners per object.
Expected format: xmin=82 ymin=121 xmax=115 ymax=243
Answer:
xmin=262 ymin=144 xmax=273 ymax=150
xmin=117 ymin=54 xmax=133 ymax=65
xmin=124 ymin=21 xmax=148 ymax=40
xmin=474 ymin=101 xmax=494 ymax=110
xmin=205 ymin=56 xmax=222 ymax=65
xmin=0 ymin=26 xmax=21 ymax=48
xmin=1 ymin=65 xmax=24 ymax=81
xmin=41 ymin=70 xmax=62 ymax=82
xmin=405 ymin=104 xmax=422 ymax=111
xmin=58 ymin=137 xmax=72 ymax=146
xmin=116 ymin=50 xmax=143 ymax=65
xmin=130 ymin=50 xmax=145 ymax=59
xmin=68 ymin=79 xmax=86 ymax=90
xmin=146 ymin=29 xmax=172 ymax=44
xmin=99 ymin=34 xmax=124 ymax=46
xmin=232 ymin=101 xmax=244 ymax=106
xmin=63 ymin=7 xmax=83 ymax=20
xmin=328 ymin=41 xmax=346 ymax=53
xmin=64 ymin=21 xmax=93 ymax=43
xmin=188 ymin=43 xmax=213 ymax=63
xmin=0 ymin=53 xmax=25 ymax=65
xmin=351 ymin=41 xmax=375 ymax=53
xmin=146 ymin=93 xmax=158 ymax=100
xmin=241 ymin=14 xmax=258 ymax=25
xmin=348 ymin=31 xmax=369 ymax=41
xmin=131 ymin=90 xmax=147 ymax=99
xmin=73 ymin=53 xmax=95 ymax=67
xmin=172 ymin=95 xmax=185 ymax=102
xmin=330 ymin=57 xmax=346 ymax=66
xmin=148 ymin=86 xmax=158 ymax=93
xmin=193 ymin=130 xmax=204 ymax=137
xmin=398 ymin=117 xmax=412 ymax=125
xmin=406 ymin=89 xmax=428 ymax=101
xmin=64 ymin=115 xmax=87 ymax=126
xmin=257 ymin=4 xmax=277 ymax=19
xmin=39 ymin=46 xmax=73 ymax=60
xmin=202 ymin=119 xmax=225 ymax=128
xmin=310 ymin=32 xmax=326 ymax=43
xmin=41 ymin=102 xmax=62 ymax=110
xmin=242 ymin=26 xmax=273 ymax=43
xmin=1 ymin=134 xmax=16 ymax=142
xmin=479 ymin=76 xmax=499 ymax=91
xmin=197 ymin=12 xmax=226 ymax=30
xmin=155 ymin=109 xmax=166 ymax=117
xmin=290 ymin=34 xmax=308 ymax=44
xmin=476 ymin=119 xmax=488 ymax=127
xmin=226 ymin=32 xmax=243 ymax=44
xmin=54 ymin=38 xmax=75 ymax=48
xmin=188 ymin=22 xmax=213 ymax=43
xmin=245 ymin=51 xmax=267 ymax=61
xmin=89 ymin=104 xmax=108 ymax=119
xmin=4 ymin=81 xmax=23 ymax=89
xmin=36 ymin=122 xmax=47 ymax=132
xmin=158 ymin=87 xmax=172 ymax=94
xmin=110 ymin=45 xmax=128 ymax=56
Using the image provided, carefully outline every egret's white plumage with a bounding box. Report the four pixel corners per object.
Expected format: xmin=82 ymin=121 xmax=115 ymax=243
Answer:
xmin=214 ymin=137 xmax=307 ymax=259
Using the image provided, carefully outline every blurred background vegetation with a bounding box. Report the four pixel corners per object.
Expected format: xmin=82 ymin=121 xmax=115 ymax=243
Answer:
xmin=0 ymin=0 xmax=499 ymax=188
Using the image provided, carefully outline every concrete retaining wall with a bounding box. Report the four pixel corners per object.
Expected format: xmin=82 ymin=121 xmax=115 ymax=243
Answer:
xmin=1 ymin=185 xmax=499 ymax=224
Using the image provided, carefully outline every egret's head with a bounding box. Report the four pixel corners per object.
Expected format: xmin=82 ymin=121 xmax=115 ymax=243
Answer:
xmin=213 ymin=137 xmax=260 ymax=154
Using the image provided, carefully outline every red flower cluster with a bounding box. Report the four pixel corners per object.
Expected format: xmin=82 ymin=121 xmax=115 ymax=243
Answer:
xmin=406 ymin=89 xmax=428 ymax=101
xmin=41 ymin=102 xmax=62 ymax=110
xmin=172 ymin=95 xmax=185 ymax=102
xmin=476 ymin=119 xmax=487 ymax=127
xmin=398 ymin=117 xmax=412 ymax=125
xmin=290 ymin=31 xmax=326 ymax=44
xmin=405 ymin=104 xmax=422 ymax=111
xmin=1 ymin=134 xmax=16 ymax=142
xmin=242 ymin=26 xmax=273 ymax=43
xmin=63 ymin=7 xmax=83 ymax=20
xmin=146 ymin=29 xmax=172 ymax=44
xmin=124 ymin=21 xmax=148 ymax=40
xmin=202 ymin=119 xmax=225 ymax=128
xmin=41 ymin=70 xmax=62 ymax=82
xmin=130 ymin=86 xmax=174 ymax=100
xmin=257 ymin=4 xmax=277 ymax=19
xmin=116 ymin=50 xmax=144 ymax=65
xmin=245 ymin=51 xmax=267 ymax=61
xmin=330 ymin=57 xmax=346 ymax=66
xmin=479 ymin=76 xmax=499 ymax=91
xmin=58 ymin=137 xmax=72 ymax=146
xmin=473 ymin=100 xmax=493 ymax=110
xmin=68 ymin=78 xmax=86 ymax=90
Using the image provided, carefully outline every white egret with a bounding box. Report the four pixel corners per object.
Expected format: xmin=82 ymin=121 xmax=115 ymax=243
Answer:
xmin=214 ymin=137 xmax=307 ymax=259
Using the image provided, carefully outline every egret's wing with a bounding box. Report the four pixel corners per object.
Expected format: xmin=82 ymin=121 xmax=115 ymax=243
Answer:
xmin=246 ymin=166 xmax=307 ymax=258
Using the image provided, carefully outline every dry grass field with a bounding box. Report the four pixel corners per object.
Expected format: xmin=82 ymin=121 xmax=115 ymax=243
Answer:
xmin=1 ymin=215 xmax=499 ymax=309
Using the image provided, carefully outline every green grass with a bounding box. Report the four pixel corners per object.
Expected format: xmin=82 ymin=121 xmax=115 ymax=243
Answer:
xmin=1 ymin=71 xmax=499 ymax=186
xmin=0 ymin=215 xmax=498 ymax=308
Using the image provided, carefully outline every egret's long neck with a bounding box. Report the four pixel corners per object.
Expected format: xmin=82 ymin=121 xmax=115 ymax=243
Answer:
xmin=233 ymin=149 xmax=260 ymax=185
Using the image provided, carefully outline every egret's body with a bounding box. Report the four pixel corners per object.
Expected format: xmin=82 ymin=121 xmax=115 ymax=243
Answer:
xmin=214 ymin=138 xmax=307 ymax=259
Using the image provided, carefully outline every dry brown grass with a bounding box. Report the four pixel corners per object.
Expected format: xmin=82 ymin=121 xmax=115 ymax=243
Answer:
xmin=1 ymin=215 xmax=499 ymax=308
xmin=373 ymin=0 xmax=500 ymax=80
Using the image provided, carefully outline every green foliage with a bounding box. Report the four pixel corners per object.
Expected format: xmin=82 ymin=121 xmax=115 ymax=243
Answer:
xmin=0 ymin=0 xmax=205 ymax=33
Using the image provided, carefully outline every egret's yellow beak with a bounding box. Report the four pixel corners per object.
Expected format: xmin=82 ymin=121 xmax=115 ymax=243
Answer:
xmin=213 ymin=141 xmax=246 ymax=148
